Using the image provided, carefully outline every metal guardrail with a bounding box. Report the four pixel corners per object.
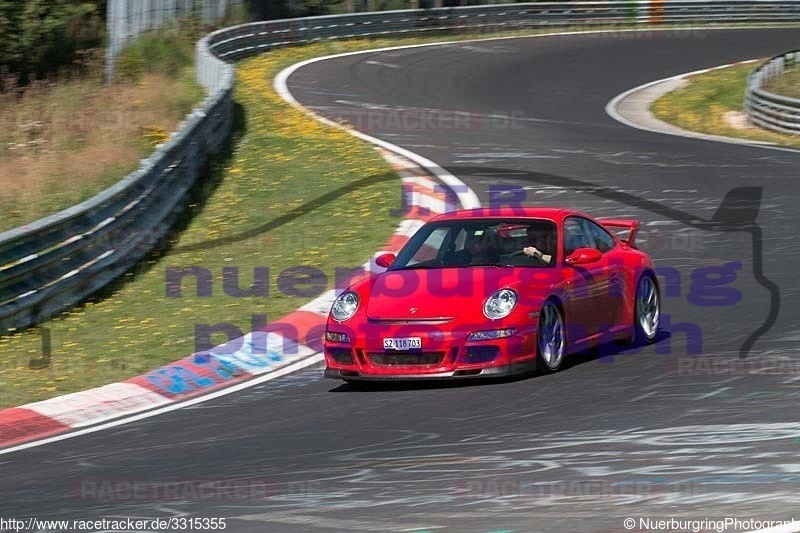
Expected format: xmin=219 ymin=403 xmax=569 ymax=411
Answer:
xmin=0 ymin=84 xmax=233 ymax=333
xmin=5 ymin=1 xmax=800 ymax=333
xmin=746 ymin=50 xmax=800 ymax=135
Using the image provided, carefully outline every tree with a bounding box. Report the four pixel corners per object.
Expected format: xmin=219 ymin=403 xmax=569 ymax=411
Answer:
xmin=0 ymin=0 xmax=102 ymax=87
xmin=247 ymin=0 xmax=338 ymax=20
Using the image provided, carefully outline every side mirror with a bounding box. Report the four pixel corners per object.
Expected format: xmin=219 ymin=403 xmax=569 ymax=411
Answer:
xmin=375 ymin=253 xmax=396 ymax=268
xmin=565 ymin=247 xmax=602 ymax=265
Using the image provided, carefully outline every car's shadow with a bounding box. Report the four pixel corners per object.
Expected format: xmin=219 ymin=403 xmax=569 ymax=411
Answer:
xmin=565 ymin=329 xmax=673 ymax=370
xmin=328 ymin=374 xmax=532 ymax=393
xmin=328 ymin=329 xmax=672 ymax=392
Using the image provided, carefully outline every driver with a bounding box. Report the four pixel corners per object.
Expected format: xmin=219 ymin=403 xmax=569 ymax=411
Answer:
xmin=523 ymin=224 xmax=553 ymax=265
xmin=465 ymin=230 xmax=496 ymax=265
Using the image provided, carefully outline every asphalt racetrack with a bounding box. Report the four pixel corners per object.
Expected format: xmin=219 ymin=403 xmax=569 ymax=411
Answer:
xmin=2 ymin=27 xmax=800 ymax=533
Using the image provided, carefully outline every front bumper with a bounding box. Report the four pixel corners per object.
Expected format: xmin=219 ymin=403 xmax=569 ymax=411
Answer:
xmin=323 ymin=319 xmax=537 ymax=380
xmin=324 ymin=361 xmax=536 ymax=380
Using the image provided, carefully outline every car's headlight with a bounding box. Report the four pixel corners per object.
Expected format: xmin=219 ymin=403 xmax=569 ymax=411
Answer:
xmin=331 ymin=291 xmax=359 ymax=322
xmin=483 ymin=289 xmax=517 ymax=320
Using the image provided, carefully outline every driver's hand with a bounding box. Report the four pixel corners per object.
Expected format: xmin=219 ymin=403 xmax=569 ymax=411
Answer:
xmin=523 ymin=246 xmax=538 ymax=257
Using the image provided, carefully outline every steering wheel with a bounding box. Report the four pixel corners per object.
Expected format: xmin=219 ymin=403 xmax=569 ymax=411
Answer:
xmin=506 ymin=249 xmax=547 ymax=264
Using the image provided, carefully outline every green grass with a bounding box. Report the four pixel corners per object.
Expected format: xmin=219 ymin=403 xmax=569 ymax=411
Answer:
xmin=764 ymin=64 xmax=800 ymax=99
xmin=651 ymin=62 xmax=800 ymax=149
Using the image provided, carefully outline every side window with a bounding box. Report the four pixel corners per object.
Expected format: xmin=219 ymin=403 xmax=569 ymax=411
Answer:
xmin=407 ymin=227 xmax=449 ymax=265
xmin=563 ymin=217 xmax=594 ymax=256
xmin=586 ymin=219 xmax=616 ymax=253
xmin=452 ymin=228 xmax=468 ymax=252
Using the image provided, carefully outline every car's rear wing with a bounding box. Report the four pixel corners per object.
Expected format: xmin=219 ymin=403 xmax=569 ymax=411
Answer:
xmin=598 ymin=218 xmax=640 ymax=246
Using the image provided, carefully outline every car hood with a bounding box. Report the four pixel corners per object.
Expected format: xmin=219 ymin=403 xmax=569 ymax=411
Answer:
xmin=364 ymin=267 xmax=558 ymax=321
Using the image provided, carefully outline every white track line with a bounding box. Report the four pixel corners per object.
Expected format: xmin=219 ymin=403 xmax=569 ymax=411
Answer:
xmin=274 ymin=26 xmax=800 ymax=210
xmin=274 ymin=51 xmax=481 ymax=210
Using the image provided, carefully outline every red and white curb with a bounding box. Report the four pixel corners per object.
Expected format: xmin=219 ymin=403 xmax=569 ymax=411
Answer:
xmin=0 ymin=146 xmax=466 ymax=453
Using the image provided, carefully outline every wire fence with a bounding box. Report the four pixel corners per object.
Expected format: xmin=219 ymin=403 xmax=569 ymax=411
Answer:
xmin=105 ymin=0 xmax=248 ymax=81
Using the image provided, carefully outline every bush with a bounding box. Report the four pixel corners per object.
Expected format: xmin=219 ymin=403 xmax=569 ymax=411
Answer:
xmin=0 ymin=0 xmax=103 ymax=88
xmin=115 ymin=33 xmax=194 ymax=82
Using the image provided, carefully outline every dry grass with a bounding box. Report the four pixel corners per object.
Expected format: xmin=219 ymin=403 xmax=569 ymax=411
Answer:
xmin=0 ymin=70 xmax=201 ymax=231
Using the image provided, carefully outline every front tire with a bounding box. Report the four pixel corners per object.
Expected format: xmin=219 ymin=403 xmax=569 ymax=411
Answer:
xmin=536 ymin=300 xmax=566 ymax=373
xmin=633 ymin=274 xmax=660 ymax=345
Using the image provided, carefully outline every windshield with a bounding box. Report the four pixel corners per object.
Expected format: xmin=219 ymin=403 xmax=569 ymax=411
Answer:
xmin=390 ymin=218 xmax=558 ymax=269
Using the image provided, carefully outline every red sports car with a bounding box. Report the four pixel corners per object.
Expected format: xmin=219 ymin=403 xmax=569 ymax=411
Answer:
xmin=324 ymin=207 xmax=660 ymax=381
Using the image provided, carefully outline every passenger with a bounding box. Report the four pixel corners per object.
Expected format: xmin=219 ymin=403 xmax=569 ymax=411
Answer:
xmin=465 ymin=230 xmax=497 ymax=265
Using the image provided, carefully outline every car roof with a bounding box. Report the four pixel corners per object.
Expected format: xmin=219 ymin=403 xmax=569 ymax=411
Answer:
xmin=431 ymin=207 xmax=586 ymax=223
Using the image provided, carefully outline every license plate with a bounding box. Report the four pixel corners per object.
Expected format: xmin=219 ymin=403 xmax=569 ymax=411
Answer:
xmin=383 ymin=337 xmax=422 ymax=350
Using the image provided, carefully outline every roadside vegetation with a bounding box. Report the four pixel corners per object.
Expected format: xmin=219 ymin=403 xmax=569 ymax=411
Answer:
xmin=651 ymin=62 xmax=800 ymax=149
xmin=0 ymin=40 xmax=406 ymax=408
xmin=0 ymin=32 xmax=205 ymax=231
xmin=3 ymin=21 xmax=791 ymax=407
